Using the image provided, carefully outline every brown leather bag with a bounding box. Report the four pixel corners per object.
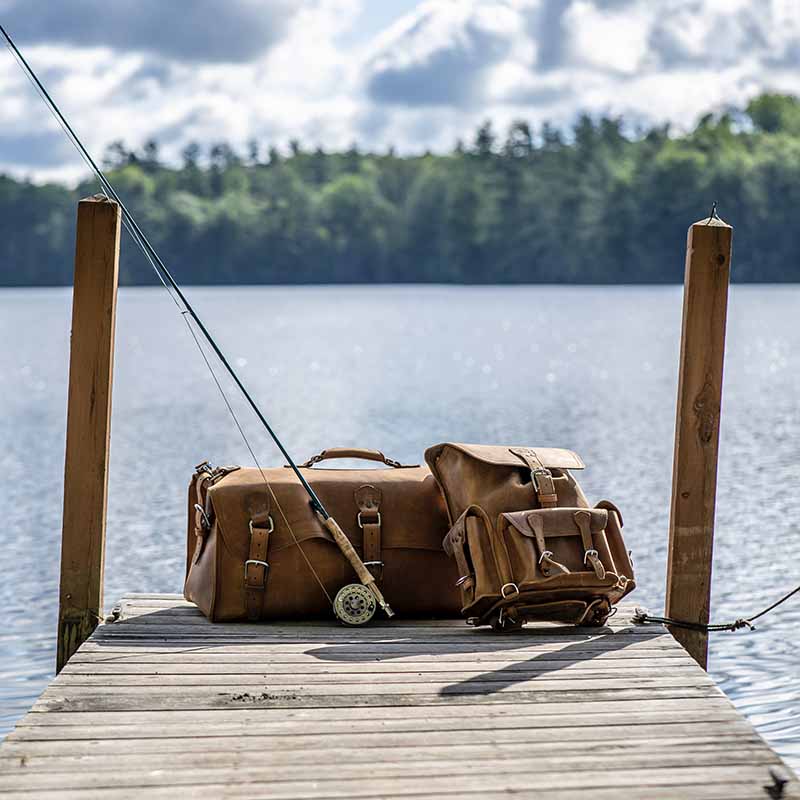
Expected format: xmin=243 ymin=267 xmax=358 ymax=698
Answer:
xmin=184 ymin=448 xmax=461 ymax=622
xmin=425 ymin=443 xmax=635 ymax=629
xmin=424 ymin=443 xmax=590 ymax=523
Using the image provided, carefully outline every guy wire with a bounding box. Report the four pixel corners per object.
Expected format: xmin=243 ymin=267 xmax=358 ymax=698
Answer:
xmin=1 ymin=23 xmax=335 ymax=604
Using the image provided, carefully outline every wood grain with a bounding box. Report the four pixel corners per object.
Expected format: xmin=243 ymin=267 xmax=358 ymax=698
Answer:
xmin=3 ymin=593 xmax=796 ymax=799
xmin=56 ymin=196 xmax=121 ymax=674
xmin=666 ymin=216 xmax=733 ymax=667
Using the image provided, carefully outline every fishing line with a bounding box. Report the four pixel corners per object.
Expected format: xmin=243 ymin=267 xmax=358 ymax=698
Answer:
xmin=0 ymin=22 xmax=328 ymax=519
xmin=0 ymin=22 xmax=337 ymax=604
xmin=180 ymin=313 xmax=333 ymax=604
xmin=1 ymin=33 xmax=184 ymax=312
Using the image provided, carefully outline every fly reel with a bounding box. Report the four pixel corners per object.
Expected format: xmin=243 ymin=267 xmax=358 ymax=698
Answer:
xmin=333 ymin=583 xmax=377 ymax=626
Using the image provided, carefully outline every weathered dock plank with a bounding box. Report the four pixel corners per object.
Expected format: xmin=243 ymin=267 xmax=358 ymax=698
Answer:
xmin=1 ymin=595 xmax=797 ymax=799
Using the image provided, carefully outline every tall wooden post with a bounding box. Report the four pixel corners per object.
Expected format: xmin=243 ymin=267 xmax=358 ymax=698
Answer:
xmin=57 ymin=196 xmax=121 ymax=673
xmin=665 ymin=214 xmax=733 ymax=669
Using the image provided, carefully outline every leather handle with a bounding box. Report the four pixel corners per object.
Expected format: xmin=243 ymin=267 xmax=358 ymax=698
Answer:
xmin=299 ymin=448 xmax=411 ymax=468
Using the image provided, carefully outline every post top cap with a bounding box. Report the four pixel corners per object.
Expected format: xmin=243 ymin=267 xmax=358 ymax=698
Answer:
xmin=691 ymin=215 xmax=731 ymax=228
xmin=79 ymin=193 xmax=117 ymax=204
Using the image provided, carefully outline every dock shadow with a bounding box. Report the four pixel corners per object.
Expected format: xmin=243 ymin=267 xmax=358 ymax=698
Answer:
xmin=307 ymin=625 xmax=648 ymax=696
xmin=95 ymin=608 xmax=652 ymax=697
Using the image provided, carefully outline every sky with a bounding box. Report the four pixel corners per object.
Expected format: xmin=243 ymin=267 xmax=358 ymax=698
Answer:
xmin=1 ymin=0 xmax=799 ymax=183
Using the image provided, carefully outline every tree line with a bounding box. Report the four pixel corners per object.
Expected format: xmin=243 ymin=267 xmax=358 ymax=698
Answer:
xmin=3 ymin=92 xmax=800 ymax=286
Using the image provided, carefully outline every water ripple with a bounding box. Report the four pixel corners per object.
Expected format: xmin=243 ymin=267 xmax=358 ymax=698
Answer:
xmin=1 ymin=285 xmax=798 ymax=770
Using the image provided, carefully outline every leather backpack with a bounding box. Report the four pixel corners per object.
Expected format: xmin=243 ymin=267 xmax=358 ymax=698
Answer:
xmin=425 ymin=443 xmax=635 ymax=630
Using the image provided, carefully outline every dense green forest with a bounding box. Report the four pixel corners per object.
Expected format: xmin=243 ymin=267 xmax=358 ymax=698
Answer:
xmin=3 ymin=92 xmax=800 ymax=286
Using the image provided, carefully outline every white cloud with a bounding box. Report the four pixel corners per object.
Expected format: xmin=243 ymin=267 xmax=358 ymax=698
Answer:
xmin=1 ymin=0 xmax=800 ymax=181
xmin=564 ymin=1 xmax=650 ymax=75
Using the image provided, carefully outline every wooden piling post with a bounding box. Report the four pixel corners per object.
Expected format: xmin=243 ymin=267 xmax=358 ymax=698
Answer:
xmin=665 ymin=214 xmax=733 ymax=669
xmin=57 ymin=196 xmax=121 ymax=673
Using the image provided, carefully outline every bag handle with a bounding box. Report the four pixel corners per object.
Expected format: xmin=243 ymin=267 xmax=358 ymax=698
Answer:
xmin=299 ymin=448 xmax=415 ymax=469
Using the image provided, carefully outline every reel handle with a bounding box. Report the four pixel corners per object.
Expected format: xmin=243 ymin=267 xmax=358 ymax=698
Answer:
xmin=320 ymin=514 xmax=394 ymax=618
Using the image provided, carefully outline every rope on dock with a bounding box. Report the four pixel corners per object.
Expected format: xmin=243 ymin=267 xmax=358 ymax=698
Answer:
xmin=634 ymin=582 xmax=800 ymax=632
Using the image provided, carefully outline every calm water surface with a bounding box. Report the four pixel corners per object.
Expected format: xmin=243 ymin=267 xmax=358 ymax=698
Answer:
xmin=1 ymin=285 xmax=798 ymax=767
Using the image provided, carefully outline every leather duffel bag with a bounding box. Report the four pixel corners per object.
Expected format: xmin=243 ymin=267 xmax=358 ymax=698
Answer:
xmin=426 ymin=442 xmax=635 ymax=629
xmin=184 ymin=448 xmax=461 ymax=622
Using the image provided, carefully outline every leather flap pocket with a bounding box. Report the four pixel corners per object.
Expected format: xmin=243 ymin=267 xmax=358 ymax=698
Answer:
xmin=208 ymin=483 xmax=336 ymax=561
xmin=500 ymin=507 xmax=611 ymax=580
xmin=503 ymin=508 xmax=608 ymax=539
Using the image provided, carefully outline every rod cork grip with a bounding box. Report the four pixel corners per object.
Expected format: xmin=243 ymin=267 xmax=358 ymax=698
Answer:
xmin=322 ymin=515 xmax=376 ymax=585
xmin=321 ymin=515 xmax=394 ymax=617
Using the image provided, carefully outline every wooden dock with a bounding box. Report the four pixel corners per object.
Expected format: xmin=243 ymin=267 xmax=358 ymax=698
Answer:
xmin=1 ymin=594 xmax=797 ymax=799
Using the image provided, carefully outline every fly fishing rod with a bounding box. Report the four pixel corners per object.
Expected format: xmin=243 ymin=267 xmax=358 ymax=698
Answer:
xmin=0 ymin=22 xmax=393 ymax=622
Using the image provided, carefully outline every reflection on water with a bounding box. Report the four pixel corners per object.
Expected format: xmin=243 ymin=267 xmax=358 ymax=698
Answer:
xmin=1 ymin=285 xmax=798 ymax=766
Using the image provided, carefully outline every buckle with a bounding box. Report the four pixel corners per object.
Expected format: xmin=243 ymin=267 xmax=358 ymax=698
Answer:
xmin=244 ymin=559 xmax=269 ymax=588
xmin=194 ymin=503 xmax=211 ymax=532
xmin=538 ymin=549 xmax=554 ymax=565
xmin=249 ymin=516 xmax=275 ymax=535
xmin=531 ymin=467 xmax=553 ymax=492
xmin=357 ymin=511 xmax=381 ymax=529
xmin=584 ymin=548 xmax=599 ymax=565
xmin=363 ymin=559 xmax=384 ymax=580
xmin=455 ymin=574 xmax=472 ymax=587
xmin=501 ymin=582 xmax=519 ymax=598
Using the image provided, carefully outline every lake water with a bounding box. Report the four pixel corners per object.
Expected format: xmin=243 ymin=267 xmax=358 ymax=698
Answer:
xmin=1 ymin=285 xmax=798 ymax=767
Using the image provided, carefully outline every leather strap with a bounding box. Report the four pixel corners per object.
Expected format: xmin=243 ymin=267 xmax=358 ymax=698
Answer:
xmin=300 ymin=448 xmax=413 ymax=468
xmin=355 ymin=484 xmax=383 ymax=581
xmin=525 ymin=513 xmax=570 ymax=577
xmin=443 ymin=512 xmax=474 ymax=593
xmin=509 ymin=447 xmax=558 ymax=508
xmin=574 ymin=510 xmax=605 ymax=579
xmin=191 ymin=471 xmax=214 ymax=566
xmin=245 ymin=510 xmax=273 ymax=621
